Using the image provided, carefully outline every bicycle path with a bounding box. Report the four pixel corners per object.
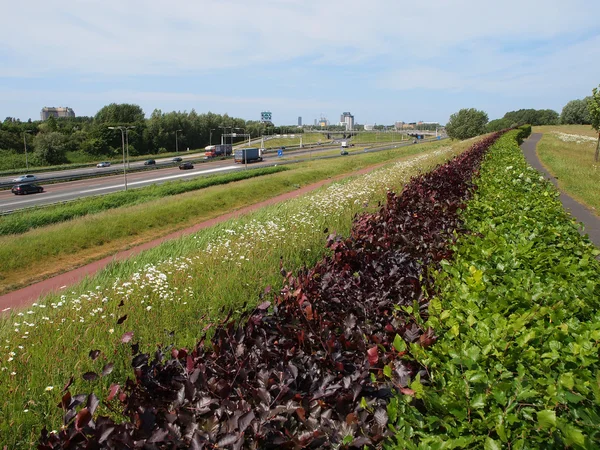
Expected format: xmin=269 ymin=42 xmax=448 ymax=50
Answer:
xmin=521 ymin=133 xmax=600 ymax=250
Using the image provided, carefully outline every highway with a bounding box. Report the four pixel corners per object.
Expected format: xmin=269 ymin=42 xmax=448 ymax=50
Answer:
xmin=0 ymin=139 xmax=443 ymax=213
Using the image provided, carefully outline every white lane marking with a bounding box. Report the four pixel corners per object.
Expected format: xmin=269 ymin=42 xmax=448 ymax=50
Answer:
xmin=1 ymin=165 xmax=240 ymax=208
xmin=79 ymin=165 xmax=238 ymax=193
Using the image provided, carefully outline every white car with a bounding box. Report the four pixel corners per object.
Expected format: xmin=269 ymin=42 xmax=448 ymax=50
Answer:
xmin=96 ymin=161 xmax=111 ymax=168
xmin=12 ymin=174 xmax=38 ymax=183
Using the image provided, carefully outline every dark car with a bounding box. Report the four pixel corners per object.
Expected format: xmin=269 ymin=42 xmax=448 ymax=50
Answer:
xmin=12 ymin=183 xmax=44 ymax=195
xmin=144 ymin=159 xmax=156 ymax=165
xmin=179 ymin=162 xmax=194 ymax=170
xmin=340 ymin=149 xmax=349 ymax=155
xmin=172 ymin=157 xmax=183 ymax=162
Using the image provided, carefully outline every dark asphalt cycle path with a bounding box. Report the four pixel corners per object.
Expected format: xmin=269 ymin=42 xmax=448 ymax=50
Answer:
xmin=521 ymin=133 xmax=600 ymax=251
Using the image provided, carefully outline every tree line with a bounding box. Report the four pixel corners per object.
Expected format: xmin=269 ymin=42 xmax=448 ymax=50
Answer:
xmin=445 ymin=89 xmax=600 ymax=141
xmin=0 ymin=104 xmax=302 ymax=167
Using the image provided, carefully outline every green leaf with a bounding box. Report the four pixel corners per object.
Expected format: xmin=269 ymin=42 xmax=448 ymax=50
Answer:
xmin=393 ymin=334 xmax=407 ymax=353
xmin=537 ymin=410 xmax=556 ymax=429
xmin=383 ymin=365 xmax=392 ymax=379
xmin=484 ymin=437 xmax=501 ymax=450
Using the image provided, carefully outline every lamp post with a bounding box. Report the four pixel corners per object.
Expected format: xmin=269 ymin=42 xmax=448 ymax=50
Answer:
xmin=108 ymin=126 xmax=135 ymax=191
xmin=175 ymin=129 xmax=182 ymax=152
xmin=23 ymin=130 xmax=32 ymax=170
xmin=125 ymin=126 xmax=135 ymax=169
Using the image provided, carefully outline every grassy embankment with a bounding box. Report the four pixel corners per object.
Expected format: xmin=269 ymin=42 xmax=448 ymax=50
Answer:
xmin=0 ymin=138 xmax=477 ymax=447
xmin=0 ymin=139 xmax=454 ymax=295
xmin=259 ymin=133 xmax=329 ymax=149
xmin=532 ymin=125 xmax=599 ymax=216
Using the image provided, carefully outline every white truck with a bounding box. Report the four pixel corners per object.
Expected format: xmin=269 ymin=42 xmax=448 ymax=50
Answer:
xmin=341 ymin=140 xmax=349 ymax=148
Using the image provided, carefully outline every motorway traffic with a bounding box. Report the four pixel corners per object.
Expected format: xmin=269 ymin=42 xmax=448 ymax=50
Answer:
xmin=0 ymin=139 xmax=439 ymax=213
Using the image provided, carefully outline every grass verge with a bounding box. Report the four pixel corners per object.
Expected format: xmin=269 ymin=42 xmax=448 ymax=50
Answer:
xmin=389 ymin=131 xmax=600 ymax=448
xmin=532 ymin=126 xmax=600 ymax=215
xmin=0 ymin=166 xmax=288 ymax=236
xmin=0 ymin=139 xmax=473 ymax=447
xmin=0 ymin=140 xmax=455 ymax=294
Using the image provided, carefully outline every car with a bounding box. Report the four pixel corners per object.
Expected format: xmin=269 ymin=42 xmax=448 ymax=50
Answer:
xmin=179 ymin=162 xmax=194 ymax=170
xmin=340 ymin=149 xmax=349 ymax=155
xmin=96 ymin=161 xmax=111 ymax=168
xmin=144 ymin=159 xmax=156 ymax=165
xmin=12 ymin=174 xmax=37 ymax=183
xmin=11 ymin=183 xmax=43 ymax=195
xmin=172 ymin=157 xmax=183 ymax=162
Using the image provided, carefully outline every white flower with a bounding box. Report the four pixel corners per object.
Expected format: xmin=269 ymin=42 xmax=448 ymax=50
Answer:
xmin=108 ymin=328 xmax=114 ymax=334
xmin=146 ymin=306 xmax=152 ymax=311
xmin=45 ymin=386 xmax=54 ymax=391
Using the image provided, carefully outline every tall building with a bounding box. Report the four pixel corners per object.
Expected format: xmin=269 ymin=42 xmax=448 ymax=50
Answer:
xmin=340 ymin=112 xmax=354 ymax=131
xmin=41 ymin=107 xmax=75 ymax=120
xmin=298 ymin=116 xmax=302 ymax=126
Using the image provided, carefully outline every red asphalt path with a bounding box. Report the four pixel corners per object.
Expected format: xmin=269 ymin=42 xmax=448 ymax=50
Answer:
xmin=0 ymin=165 xmax=385 ymax=313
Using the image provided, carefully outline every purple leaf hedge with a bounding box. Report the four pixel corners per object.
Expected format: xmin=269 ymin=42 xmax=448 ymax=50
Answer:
xmin=39 ymin=133 xmax=501 ymax=449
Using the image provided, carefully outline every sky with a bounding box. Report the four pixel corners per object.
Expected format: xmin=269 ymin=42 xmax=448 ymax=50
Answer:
xmin=1 ymin=0 xmax=599 ymax=126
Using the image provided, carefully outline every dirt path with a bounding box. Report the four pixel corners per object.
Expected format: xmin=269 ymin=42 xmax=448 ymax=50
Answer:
xmin=0 ymin=164 xmax=390 ymax=312
xmin=521 ymin=133 xmax=600 ymax=250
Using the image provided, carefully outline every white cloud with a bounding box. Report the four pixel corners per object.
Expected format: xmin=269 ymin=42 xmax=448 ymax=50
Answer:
xmin=1 ymin=0 xmax=598 ymax=76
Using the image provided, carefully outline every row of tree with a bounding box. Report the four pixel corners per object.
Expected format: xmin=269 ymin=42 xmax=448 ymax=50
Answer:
xmin=446 ymin=87 xmax=600 ymax=145
xmin=0 ymin=104 xmax=303 ymax=166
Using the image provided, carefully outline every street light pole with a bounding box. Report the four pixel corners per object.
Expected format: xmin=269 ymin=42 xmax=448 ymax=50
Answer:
xmin=125 ymin=126 xmax=135 ymax=169
xmin=175 ymin=129 xmax=182 ymax=152
xmin=108 ymin=126 xmax=130 ymax=191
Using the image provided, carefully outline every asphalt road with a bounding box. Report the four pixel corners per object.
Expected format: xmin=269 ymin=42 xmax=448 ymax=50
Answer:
xmin=0 ymin=139 xmax=435 ymax=213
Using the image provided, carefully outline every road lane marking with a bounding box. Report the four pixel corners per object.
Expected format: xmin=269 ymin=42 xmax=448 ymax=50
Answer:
xmin=80 ymin=165 xmax=239 ymax=193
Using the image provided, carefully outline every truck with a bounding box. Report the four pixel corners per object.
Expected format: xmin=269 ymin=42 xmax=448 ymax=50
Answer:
xmin=341 ymin=140 xmax=349 ymax=148
xmin=234 ymin=148 xmax=263 ymax=164
xmin=204 ymin=144 xmax=232 ymax=158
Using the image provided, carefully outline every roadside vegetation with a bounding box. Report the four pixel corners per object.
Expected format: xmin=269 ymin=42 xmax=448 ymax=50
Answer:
xmin=259 ymin=133 xmax=328 ymax=149
xmin=0 ymin=166 xmax=288 ymax=236
xmin=0 ymin=138 xmax=470 ymax=447
xmin=532 ymin=125 xmax=600 ymax=215
xmin=0 ymin=139 xmax=457 ymax=295
xmin=351 ymin=132 xmax=414 ymax=144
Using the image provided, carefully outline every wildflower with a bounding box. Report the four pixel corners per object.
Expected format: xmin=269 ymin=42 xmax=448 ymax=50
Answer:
xmin=45 ymin=386 xmax=54 ymax=391
xmin=146 ymin=306 xmax=152 ymax=311
xmin=108 ymin=328 xmax=114 ymax=334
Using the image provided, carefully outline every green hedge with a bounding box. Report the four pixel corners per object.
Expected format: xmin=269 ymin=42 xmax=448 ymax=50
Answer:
xmin=388 ymin=130 xmax=600 ymax=449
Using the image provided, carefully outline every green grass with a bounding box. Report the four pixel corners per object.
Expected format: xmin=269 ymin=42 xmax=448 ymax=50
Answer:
xmin=532 ymin=126 xmax=600 ymax=215
xmin=0 ymin=166 xmax=288 ymax=236
xmin=0 ymin=139 xmax=457 ymax=294
xmin=260 ymin=133 xmax=329 ymax=149
xmin=351 ymin=132 xmax=414 ymax=144
xmin=0 ymin=139 xmax=471 ymax=448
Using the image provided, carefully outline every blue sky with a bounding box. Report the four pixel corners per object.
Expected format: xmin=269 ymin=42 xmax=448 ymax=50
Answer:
xmin=1 ymin=0 xmax=599 ymax=125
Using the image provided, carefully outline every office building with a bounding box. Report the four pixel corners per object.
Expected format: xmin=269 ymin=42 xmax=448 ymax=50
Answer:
xmin=41 ymin=107 xmax=75 ymax=120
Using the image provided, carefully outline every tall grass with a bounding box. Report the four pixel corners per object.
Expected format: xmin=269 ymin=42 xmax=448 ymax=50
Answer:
xmin=0 ymin=140 xmax=454 ymax=294
xmin=0 ymin=141 xmax=471 ymax=448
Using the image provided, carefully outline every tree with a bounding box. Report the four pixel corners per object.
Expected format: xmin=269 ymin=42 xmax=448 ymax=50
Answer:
xmin=560 ymin=98 xmax=592 ymax=124
xmin=445 ymin=108 xmax=488 ymax=140
xmin=32 ymin=132 xmax=69 ymax=165
xmin=95 ymin=103 xmax=145 ymax=124
xmin=588 ymin=85 xmax=600 ymax=162
xmin=486 ymin=118 xmax=513 ymax=132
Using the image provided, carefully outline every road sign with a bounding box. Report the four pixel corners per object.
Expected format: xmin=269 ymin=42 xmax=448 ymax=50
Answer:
xmin=277 ymin=149 xmax=283 ymax=157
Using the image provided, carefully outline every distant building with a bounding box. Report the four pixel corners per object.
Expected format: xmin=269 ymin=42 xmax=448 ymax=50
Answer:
xmin=298 ymin=116 xmax=302 ymax=126
xmin=340 ymin=112 xmax=354 ymax=131
xmin=41 ymin=106 xmax=75 ymax=120
xmin=364 ymin=124 xmax=374 ymax=131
